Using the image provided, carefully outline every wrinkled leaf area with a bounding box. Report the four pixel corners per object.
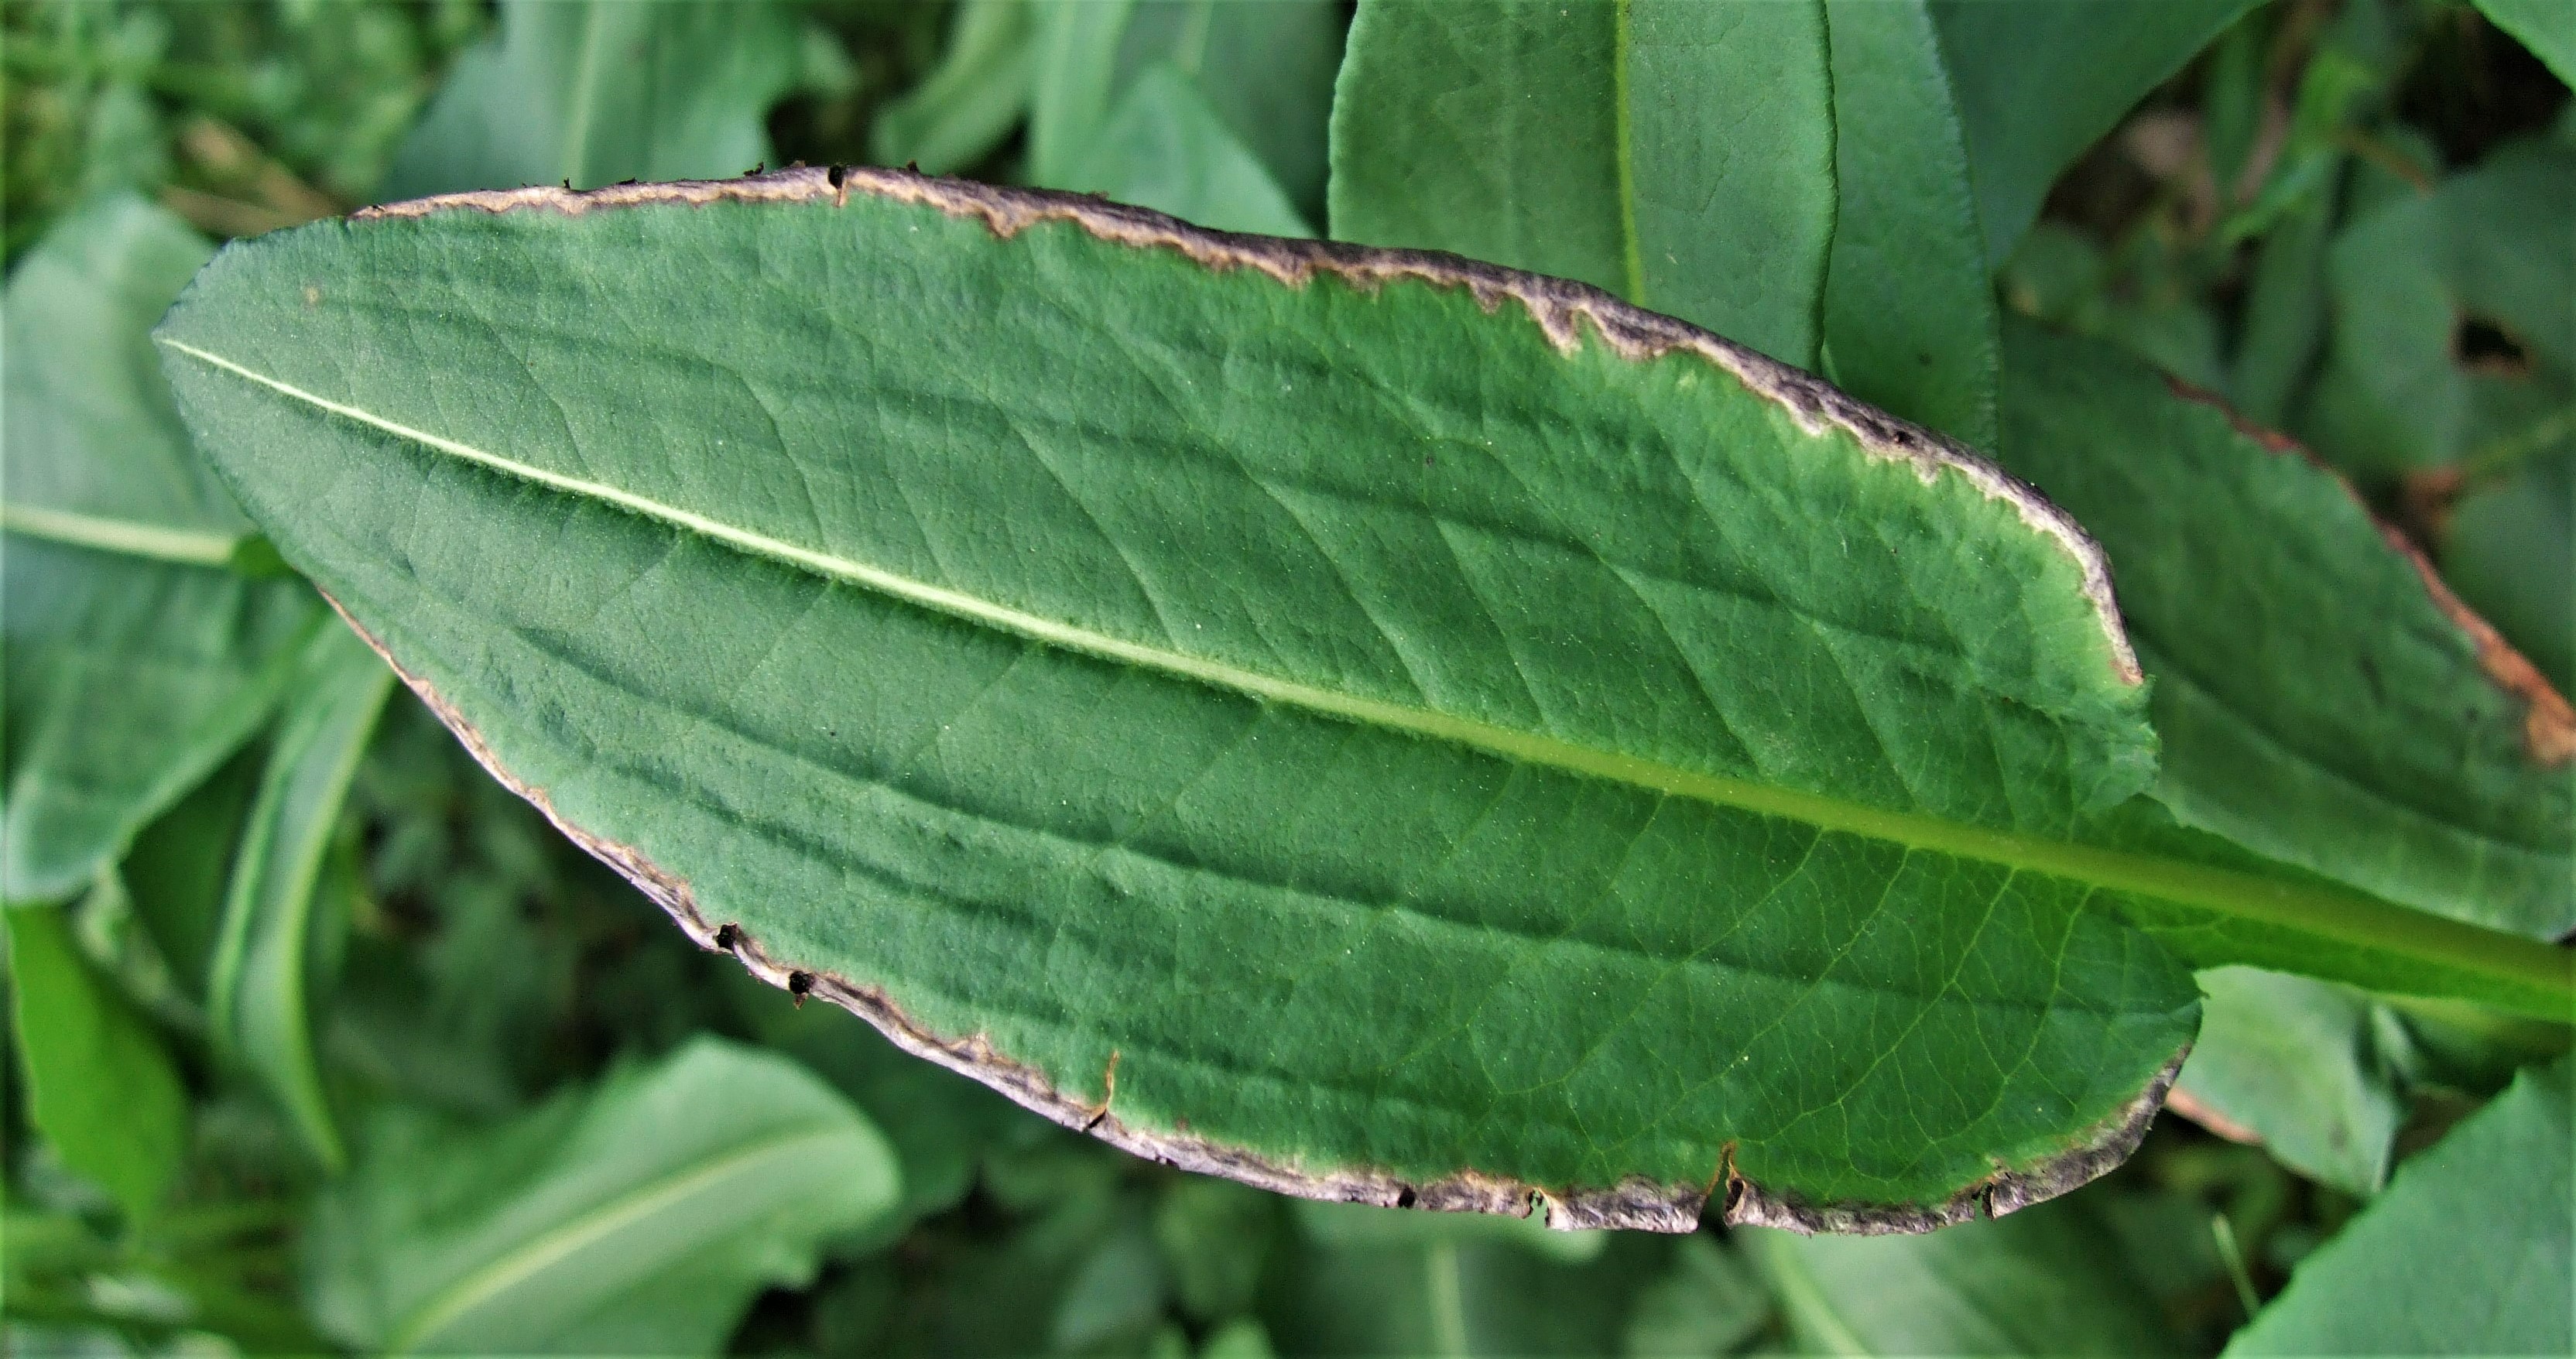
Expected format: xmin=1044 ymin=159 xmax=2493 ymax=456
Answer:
xmin=163 ymin=190 xmax=2197 ymax=1222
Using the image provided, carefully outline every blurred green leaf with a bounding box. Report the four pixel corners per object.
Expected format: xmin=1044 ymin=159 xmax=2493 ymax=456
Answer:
xmin=1744 ymin=1196 xmax=2178 ymax=1355
xmin=207 ymin=621 xmax=395 ymax=1172
xmin=1026 ymin=0 xmax=1340 ymax=234
xmin=2 ymin=192 xmax=321 ymax=904
xmin=2475 ymin=0 xmax=2576 ymax=88
xmin=868 ymin=0 xmax=1036 ymax=175
xmin=382 ymin=0 xmax=803 ymax=197
xmin=1622 ymin=1234 xmax=1772 ymax=1357
xmin=119 ymin=746 xmax=261 ymax=1011
xmin=1998 ymin=317 xmax=2574 ymax=948
xmin=2173 ymin=967 xmax=2404 ymax=1196
xmin=1053 ymin=1217 xmax=1170 ymax=1352
xmin=1267 ymin=1202 xmax=1649 ymax=1357
xmin=1329 ymin=0 xmax=1837 ymax=367
xmin=2228 ymin=189 xmax=2334 ymax=427
xmin=303 ymin=1036 xmax=899 ymax=1355
xmin=1151 ymin=1177 xmax=1276 ymax=1323
xmin=1929 ymin=0 xmax=2264 ymax=265
xmin=5 ymin=903 xmax=191 ymax=1226
xmin=2225 ymin=1055 xmax=2573 ymax=1355
xmin=1819 ymin=0 xmax=1998 ymax=448
xmin=1122 ymin=0 xmax=1345 ymax=224
xmin=2443 ymin=449 xmax=2574 ymax=693
xmin=2305 ymin=135 xmax=2574 ymax=475
xmin=1077 ymin=63 xmax=1311 ymax=235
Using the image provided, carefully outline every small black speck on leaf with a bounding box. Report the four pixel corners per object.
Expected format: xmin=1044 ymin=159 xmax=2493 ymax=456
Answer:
xmin=713 ymin=923 xmax=741 ymax=952
xmin=827 ymin=165 xmax=846 ymax=189
xmin=1396 ymin=1186 xmax=1417 ymax=1208
xmin=788 ymin=970 xmax=814 ymax=1006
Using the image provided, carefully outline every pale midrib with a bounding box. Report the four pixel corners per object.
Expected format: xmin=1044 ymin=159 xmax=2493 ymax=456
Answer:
xmin=157 ymin=338 xmax=2576 ymax=1008
xmin=387 ymin=1127 xmax=851 ymax=1353
xmin=2 ymin=501 xmax=242 ymax=567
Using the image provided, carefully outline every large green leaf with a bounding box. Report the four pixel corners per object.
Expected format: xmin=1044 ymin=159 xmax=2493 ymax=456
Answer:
xmin=303 ymin=1036 xmax=899 ymax=1354
xmin=1997 ymin=317 xmax=2574 ymax=943
xmin=1328 ymin=0 xmax=1837 ymax=368
xmin=2 ymin=193 xmax=322 ymax=902
xmin=1818 ymin=0 xmax=1998 ymax=451
xmin=5 ymin=903 xmax=190 ymax=1224
xmin=2225 ymin=1055 xmax=2573 ymax=1356
xmin=1928 ymin=0 xmax=2264 ymax=266
xmin=207 ymin=621 xmax=396 ymax=1171
xmin=157 ymin=170 xmax=2235 ymax=1230
xmin=1743 ymin=1196 xmax=2178 ymax=1355
xmin=382 ymin=0 xmax=803 ymax=198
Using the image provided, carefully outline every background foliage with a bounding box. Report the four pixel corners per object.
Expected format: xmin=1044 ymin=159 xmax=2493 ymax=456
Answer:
xmin=3 ymin=1 xmax=2570 ymax=1355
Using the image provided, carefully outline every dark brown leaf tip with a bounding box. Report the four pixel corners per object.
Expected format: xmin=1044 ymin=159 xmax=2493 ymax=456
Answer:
xmin=350 ymin=166 xmax=2143 ymax=692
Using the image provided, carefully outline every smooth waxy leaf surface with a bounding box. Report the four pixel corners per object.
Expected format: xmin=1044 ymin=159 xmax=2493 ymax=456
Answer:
xmin=208 ymin=621 xmax=395 ymax=1171
xmin=304 ymin=1037 xmax=899 ymax=1355
xmin=5 ymin=903 xmax=190 ymax=1224
xmin=2 ymin=193 xmax=321 ymax=902
xmin=158 ymin=170 xmax=2219 ymax=1231
xmin=1927 ymin=0 xmax=2264 ymax=266
xmin=1329 ymin=0 xmax=1836 ymax=369
xmin=1999 ymin=319 xmax=2574 ymax=943
xmin=2225 ymin=1056 xmax=2573 ymax=1356
xmin=382 ymin=0 xmax=802 ymax=199
xmin=1744 ymin=1196 xmax=2177 ymax=1355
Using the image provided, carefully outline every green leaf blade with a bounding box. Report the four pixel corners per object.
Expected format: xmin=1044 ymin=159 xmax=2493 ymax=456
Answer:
xmin=1329 ymin=0 xmax=1836 ymax=368
xmin=163 ymin=171 xmax=2214 ymax=1228
xmin=2225 ymin=1055 xmax=2574 ymax=1356
xmin=1997 ymin=318 xmax=2574 ymax=943
xmin=2 ymin=192 xmax=324 ymax=902
xmin=1929 ymin=0 xmax=2265 ymax=265
xmin=383 ymin=0 xmax=803 ymax=198
xmin=1820 ymin=0 xmax=1999 ymax=451
xmin=207 ymin=620 xmax=396 ymax=1172
xmin=307 ymin=1037 xmax=901 ymax=1355
xmin=5 ymin=903 xmax=191 ymax=1225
